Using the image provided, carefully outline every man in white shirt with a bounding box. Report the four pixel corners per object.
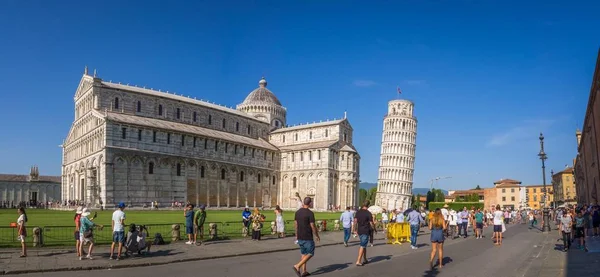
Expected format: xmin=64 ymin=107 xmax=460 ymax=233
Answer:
xmin=396 ymin=210 xmax=405 ymax=223
xmin=340 ymin=207 xmax=354 ymax=246
xmin=441 ymin=204 xmax=449 ymax=237
xmin=110 ymin=202 xmax=126 ymax=260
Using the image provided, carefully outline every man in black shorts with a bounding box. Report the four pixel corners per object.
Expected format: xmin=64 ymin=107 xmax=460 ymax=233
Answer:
xmin=354 ymin=201 xmax=374 ymax=266
xmin=293 ymin=197 xmax=320 ymax=277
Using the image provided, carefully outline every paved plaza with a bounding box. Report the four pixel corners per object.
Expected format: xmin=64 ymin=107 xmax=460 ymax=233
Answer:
xmin=2 ymin=222 xmax=598 ymax=276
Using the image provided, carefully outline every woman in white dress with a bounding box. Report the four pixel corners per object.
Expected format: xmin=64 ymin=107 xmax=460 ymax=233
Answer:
xmin=275 ymin=205 xmax=285 ymax=238
xmin=17 ymin=207 xmax=27 ymax=257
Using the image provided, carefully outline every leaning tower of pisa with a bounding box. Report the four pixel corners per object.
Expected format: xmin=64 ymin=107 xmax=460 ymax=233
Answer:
xmin=375 ymin=99 xmax=417 ymax=211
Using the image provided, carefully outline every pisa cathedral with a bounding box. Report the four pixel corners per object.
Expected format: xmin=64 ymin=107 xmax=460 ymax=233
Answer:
xmin=375 ymin=99 xmax=417 ymax=211
xmin=61 ymin=68 xmax=360 ymax=211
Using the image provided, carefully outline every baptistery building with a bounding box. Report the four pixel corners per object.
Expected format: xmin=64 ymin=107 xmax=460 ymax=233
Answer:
xmin=61 ymin=68 xmax=359 ymax=211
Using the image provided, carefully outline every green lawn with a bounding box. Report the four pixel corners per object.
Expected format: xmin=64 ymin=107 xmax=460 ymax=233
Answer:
xmin=0 ymin=209 xmax=341 ymax=227
xmin=0 ymin=208 xmax=343 ymax=247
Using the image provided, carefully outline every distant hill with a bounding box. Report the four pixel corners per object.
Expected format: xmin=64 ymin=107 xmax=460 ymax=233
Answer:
xmin=413 ymin=188 xmax=448 ymax=196
xmin=360 ymin=182 xmax=377 ymax=190
xmin=360 ymin=183 xmax=447 ymax=196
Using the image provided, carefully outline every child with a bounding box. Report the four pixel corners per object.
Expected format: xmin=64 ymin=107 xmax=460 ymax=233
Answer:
xmin=137 ymin=225 xmax=151 ymax=254
xmin=574 ymin=210 xmax=587 ymax=251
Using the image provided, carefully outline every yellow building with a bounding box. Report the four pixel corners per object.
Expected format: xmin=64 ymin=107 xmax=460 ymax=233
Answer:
xmin=552 ymin=167 xmax=576 ymax=205
xmin=493 ymin=178 xmax=522 ymax=210
xmin=524 ymin=185 xmax=554 ymax=209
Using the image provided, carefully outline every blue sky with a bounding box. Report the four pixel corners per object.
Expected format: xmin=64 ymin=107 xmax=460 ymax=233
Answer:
xmin=0 ymin=1 xmax=598 ymax=190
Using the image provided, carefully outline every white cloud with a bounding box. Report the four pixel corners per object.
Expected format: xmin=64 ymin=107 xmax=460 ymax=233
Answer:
xmin=487 ymin=119 xmax=555 ymax=147
xmin=353 ymin=80 xmax=378 ymax=87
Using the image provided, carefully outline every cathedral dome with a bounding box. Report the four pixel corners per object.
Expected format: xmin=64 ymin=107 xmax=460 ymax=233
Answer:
xmin=241 ymin=77 xmax=282 ymax=106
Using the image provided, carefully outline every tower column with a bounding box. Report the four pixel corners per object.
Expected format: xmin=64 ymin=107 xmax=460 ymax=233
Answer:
xmin=375 ymin=99 xmax=418 ymax=211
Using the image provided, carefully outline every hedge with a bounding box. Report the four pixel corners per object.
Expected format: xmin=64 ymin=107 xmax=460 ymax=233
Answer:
xmin=428 ymin=202 xmax=484 ymax=211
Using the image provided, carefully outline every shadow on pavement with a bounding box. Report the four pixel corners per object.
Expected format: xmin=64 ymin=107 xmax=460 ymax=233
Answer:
xmin=312 ymin=262 xmax=351 ymax=275
xmin=422 ymin=267 xmax=440 ymax=277
xmin=553 ymin=244 xmax=563 ymax=251
xmin=204 ymin=240 xmax=237 ymax=245
xmin=369 ymin=255 xmax=392 ymax=263
xmin=145 ymin=249 xmax=178 ymax=257
xmin=37 ymin=250 xmax=74 ymax=257
xmin=566 ymin=236 xmax=600 ymax=277
xmin=441 ymin=257 xmax=453 ymax=266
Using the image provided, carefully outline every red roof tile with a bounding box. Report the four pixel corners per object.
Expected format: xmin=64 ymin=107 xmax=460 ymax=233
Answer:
xmin=493 ymin=178 xmax=522 ymax=185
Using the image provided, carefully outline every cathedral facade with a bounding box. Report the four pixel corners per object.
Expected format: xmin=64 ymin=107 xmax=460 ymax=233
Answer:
xmin=61 ymin=69 xmax=359 ymax=211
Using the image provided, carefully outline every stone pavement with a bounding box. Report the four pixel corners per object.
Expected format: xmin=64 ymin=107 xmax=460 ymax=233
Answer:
xmin=21 ymin=224 xmax=523 ymax=277
xmin=524 ymin=231 xmax=600 ymax=277
xmin=0 ymin=228 xmax=429 ymax=275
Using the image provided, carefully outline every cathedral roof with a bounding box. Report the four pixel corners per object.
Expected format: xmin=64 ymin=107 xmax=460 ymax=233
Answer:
xmin=340 ymin=144 xmax=358 ymax=153
xmin=101 ymin=111 xmax=279 ymax=151
xmin=0 ymin=174 xmax=60 ymax=183
xmin=271 ymin=119 xmax=347 ymax=134
xmin=278 ymin=140 xmax=338 ymax=151
xmin=240 ymin=77 xmax=282 ymax=106
xmin=99 ymin=81 xmax=267 ymax=124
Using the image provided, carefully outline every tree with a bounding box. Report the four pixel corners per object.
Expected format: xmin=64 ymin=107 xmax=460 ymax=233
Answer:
xmin=358 ymin=189 xmax=368 ymax=206
xmin=467 ymin=193 xmax=480 ymax=202
xmin=426 ymin=191 xmax=434 ymax=208
xmin=412 ymin=194 xmax=422 ymax=209
xmin=433 ymin=189 xmax=445 ymax=202
xmin=365 ymin=187 xmax=377 ymax=206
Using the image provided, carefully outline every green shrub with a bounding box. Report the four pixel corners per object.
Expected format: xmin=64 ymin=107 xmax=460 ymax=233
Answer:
xmin=428 ymin=202 xmax=484 ymax=211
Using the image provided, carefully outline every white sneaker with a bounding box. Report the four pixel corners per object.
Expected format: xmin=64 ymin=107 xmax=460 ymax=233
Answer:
xmin=185 ymin=241 xmax=193 ymax=245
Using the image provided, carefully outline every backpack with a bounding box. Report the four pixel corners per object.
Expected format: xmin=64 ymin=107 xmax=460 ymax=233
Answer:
xmin=153 ymin=233 xmax=165 ymax=245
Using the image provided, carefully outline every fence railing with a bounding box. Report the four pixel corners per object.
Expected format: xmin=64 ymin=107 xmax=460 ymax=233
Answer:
xmin=0 ymin=219 xmax=342 ymax=247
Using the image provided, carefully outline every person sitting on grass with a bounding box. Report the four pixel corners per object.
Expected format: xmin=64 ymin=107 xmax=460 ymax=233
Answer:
xmin=125 ymin=223 xmax=140 ymax=256
xmin=124 ymin=223 xmax=153 ymax=256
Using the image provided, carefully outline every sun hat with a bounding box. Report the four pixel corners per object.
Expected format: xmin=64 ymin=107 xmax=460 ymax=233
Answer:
xmin=76 ymin=206 xmax=83 ymax=214
xmin=81 ymin=208 xmax=91 ymax=217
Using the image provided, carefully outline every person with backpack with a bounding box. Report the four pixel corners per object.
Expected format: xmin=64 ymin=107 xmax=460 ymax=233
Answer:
xmin=79 ymin=208 xmax=103 ymax=260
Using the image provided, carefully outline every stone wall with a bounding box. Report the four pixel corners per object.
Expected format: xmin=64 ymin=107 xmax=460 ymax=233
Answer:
xmin=0 ymin=182 xmax=61 ymax=204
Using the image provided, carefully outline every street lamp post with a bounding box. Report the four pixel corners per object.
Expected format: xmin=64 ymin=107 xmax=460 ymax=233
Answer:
xmin=538 ymin=133 xmax=551 ymax=232
xmin=550 ymin=169 xmax=556 ymax=210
